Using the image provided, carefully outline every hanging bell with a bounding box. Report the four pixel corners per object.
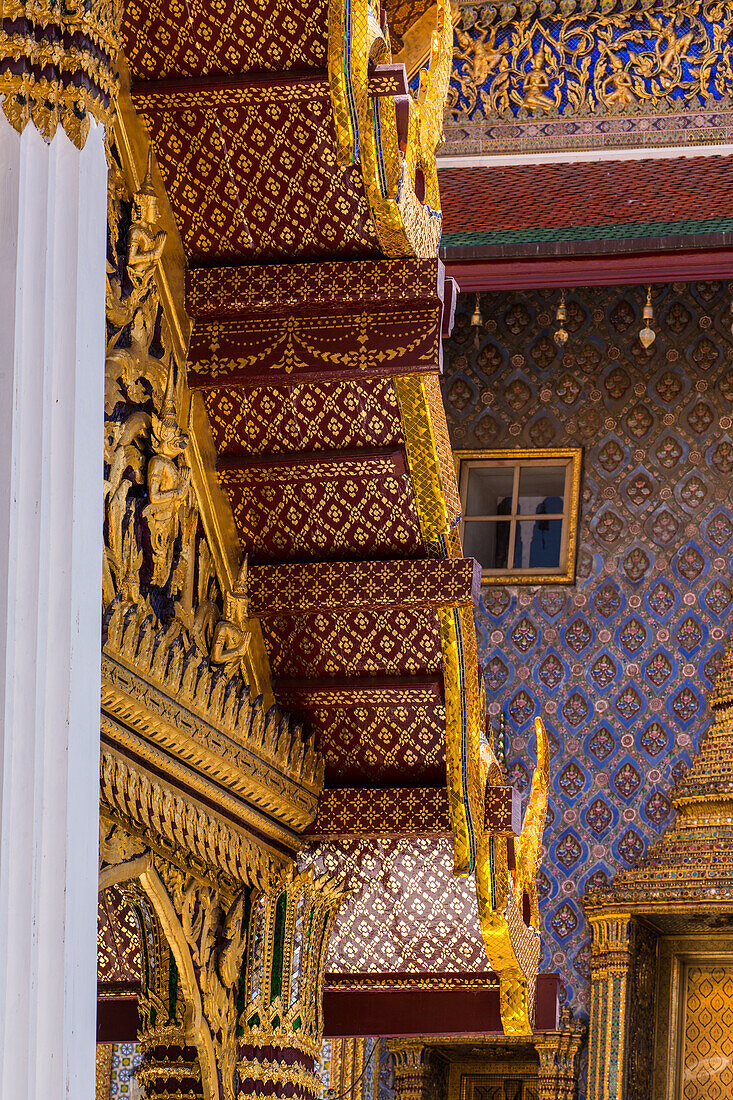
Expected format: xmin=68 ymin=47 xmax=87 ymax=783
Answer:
xmin=639 ymin=286 xmax=656 ymax=349
xmin=554 ymin=290 xmax=568 ymax=347
xmin=471 ymin=294 xmax=483 ymax=348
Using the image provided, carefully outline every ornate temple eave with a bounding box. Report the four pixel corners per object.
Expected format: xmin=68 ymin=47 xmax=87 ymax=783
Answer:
xmin=99 ymin=747 xmax=291 ymax=890
xmin=101 ymin=649 xmax=321 ymax=833
xmin=438 ymin=156 xmax=733 ymax=265
xmin=100 ymin=608 xmax=323 ymax=854
xmin=96 ymin=0 xmax=553 ymax=1038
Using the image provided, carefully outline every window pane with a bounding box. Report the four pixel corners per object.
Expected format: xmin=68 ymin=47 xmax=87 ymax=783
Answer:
xmin=463 ymin=519 xmax=511 ymax=569
xmin=517 ymin=465 xmax=565 ymax=516
xmin=513 ymin=518 xmax=563 ymax=570
xmin=465 ymin=467 xmax=514 ymax=516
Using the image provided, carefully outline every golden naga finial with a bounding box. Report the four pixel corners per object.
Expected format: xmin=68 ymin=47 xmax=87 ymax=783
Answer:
xmin=475 ymin=715 xmax=550 ymax=1036
xmin=327 ymin=0 xmax=453 ymax=257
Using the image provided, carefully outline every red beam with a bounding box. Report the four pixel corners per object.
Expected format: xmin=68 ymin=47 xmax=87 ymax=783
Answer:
xmin=132 ymin=68 xmax=406 ymax=101
xmin=132 ymin=71 xmax=329 ymax=98
xmin=445 ymin=247 xmax=733 ymax=292
xmin=185 ymin=257 xmax=447 ymax=388
xmin=323 ymin=973 xmax=560 ymax=1036
xmin=97 ymin=974 xmax=560 ymax=1042
xmin=97 ymin=996 xmax=138 ymax=1042
xmin=274 ymin=675 xmax=445 ymax=709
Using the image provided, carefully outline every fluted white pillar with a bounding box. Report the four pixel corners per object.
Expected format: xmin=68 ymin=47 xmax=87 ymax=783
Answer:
xmin=0 ymin=116 xmax=106 ymax=1099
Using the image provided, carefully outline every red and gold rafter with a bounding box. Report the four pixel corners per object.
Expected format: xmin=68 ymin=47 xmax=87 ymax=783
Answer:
xmin=132 ymin=83 xmax=379 ymax=263
xmin=249 ymin=558 xmax=480 ymax=615
xmin=218 ymin=457 xmax=424 ymax=564
xmin=122 ymin=0 xmax=328 ymax=78
xmin=306 ymin=787 xmax=452 ymax=836
xmin=203 ymin=379 xmax=404 ymax=458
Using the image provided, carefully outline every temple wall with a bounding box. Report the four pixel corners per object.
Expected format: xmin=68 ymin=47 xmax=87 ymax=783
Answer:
xmin=442 ymin=281 xmax=733 ymax=1020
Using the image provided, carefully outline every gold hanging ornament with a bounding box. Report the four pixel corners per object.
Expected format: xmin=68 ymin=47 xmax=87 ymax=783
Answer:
xmin=639 ymin=286 xmax=656 ymax=348
xmin=471 ymin=293 xmax=484 ymax=349
xmin=554 ymin=290 xmax=568 ymax=347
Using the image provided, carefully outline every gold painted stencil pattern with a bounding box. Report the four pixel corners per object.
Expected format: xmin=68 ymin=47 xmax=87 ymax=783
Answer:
xmin=249 ymin=557 xmax=477 ymax=614
xmin=204 ymin=380 xmax=404 ymax=456
xmin=304 ymin=836 xmax=492 ymax=972
xmin=683 ymin=965 xmax=733 ymax=1099
xmin=134 ymin=88 xmax=379 ymax=261
xmin=186 ymin=256 xmax=441 ymax=316
xmin=219 ymin=464 xmax=424 ymax=561
xmin=97 ymin=886 xmax=142 ymax=984
xmin=313 ymin=704 xmax=445 ymax=780
xmin=123 ymin=0 xmax=328 ymax=78
xmin=261 ymin=608 xmax=442 ymax=677
xmin=308 ymin=786 xmax=451 ymax=835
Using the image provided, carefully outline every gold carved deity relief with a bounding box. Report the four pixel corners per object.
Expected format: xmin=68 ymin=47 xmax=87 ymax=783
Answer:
xmin=103 ymin=142 xmax=250 ymax=668
xmin=448 ymin=1 xmax=725 ymax=122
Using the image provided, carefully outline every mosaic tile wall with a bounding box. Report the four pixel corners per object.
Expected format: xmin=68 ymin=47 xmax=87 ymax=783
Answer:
xmin=442 ymin=281 xmax=733 ymax=1021
xmin=95 ymin=1043 xmax=143 ymax=1099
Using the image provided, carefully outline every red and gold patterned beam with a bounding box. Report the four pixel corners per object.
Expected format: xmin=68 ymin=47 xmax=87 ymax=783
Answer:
xmin=185 ymin=258 xmax=450 ymax=386
xmin=274 ymin=675 xmax=444 ymax=709
xmin=249 ymin=557 xmax=481 ymax=615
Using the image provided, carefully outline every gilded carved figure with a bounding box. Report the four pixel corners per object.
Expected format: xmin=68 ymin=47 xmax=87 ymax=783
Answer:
xmin=454 ymin=24 xmax=507 ymax=116
xmin=127 ymin=150 xmax=167 ymax=295
xmin=176 ymin=876 xmax=247 ymax=1100
xmin=143 ymin=365 xmax=192 ymax=588
xmin=646 ymin=16 xmax=695 ymax=89
xmin=599 ymin=53 xmax=636 ymax=107
xmin=520 ymin=45 xmax=557 ymax=112
xmin=102 ymin=143 xmax=226 ymax=665
xmin=105 ymin=152 xmax=170 ymax=412
xmin=211 ymin=558 xmax=252 ymax=674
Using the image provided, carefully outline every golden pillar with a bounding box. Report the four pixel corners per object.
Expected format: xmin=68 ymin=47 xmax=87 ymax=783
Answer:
xmin=534 ymin=1010 xmax=584 ymax=1100
xmin=388 ymin=1041 xmax=441 ymax=1100
xmin=586 ymin=912 xmax=633 ymax=1100
xmin=236 ymin=869 xmax=347 ymax=1100
xmin=328 ymin=1039 xmax=371 ymax=1099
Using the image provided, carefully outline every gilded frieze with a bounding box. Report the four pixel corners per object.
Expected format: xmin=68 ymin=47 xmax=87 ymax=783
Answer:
xmin=451 ymin=1 xmax=733 ymax=120
xmin=445 ymin=0 xmax=733 ymax=153
xmin=102 ymin=604 xmax=322 ymax=829
xmin=100 ymin=756 xmax=285 ymax=891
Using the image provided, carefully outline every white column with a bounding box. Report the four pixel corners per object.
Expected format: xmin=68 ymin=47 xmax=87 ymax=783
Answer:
xmin=0 ymin=116 xmax=107 ymax=1100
